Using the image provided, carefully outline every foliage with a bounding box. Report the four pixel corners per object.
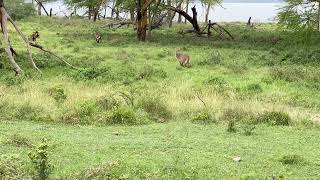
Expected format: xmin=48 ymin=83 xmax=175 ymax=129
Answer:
xmin=257 ymin=111 xmax=291 ymax=126
xmin=28 ymin=139 xmax=53 ymax=180
xmin=191 ymin=109 xmax=216 ymax=124
xmin=6 ymin=0 xmax=35 ymax=20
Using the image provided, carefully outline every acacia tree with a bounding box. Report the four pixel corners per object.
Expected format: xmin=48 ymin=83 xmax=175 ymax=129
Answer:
xmin=278 ymin=0 xmax=320 ymax=32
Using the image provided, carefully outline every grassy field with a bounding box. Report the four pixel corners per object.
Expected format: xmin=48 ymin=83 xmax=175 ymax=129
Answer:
xmin=0 ymin=17 xmax=320 ymax=179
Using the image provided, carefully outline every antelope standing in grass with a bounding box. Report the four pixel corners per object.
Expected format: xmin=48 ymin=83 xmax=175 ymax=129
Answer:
xmin=175 ymin=48 xmax=191 ymax=68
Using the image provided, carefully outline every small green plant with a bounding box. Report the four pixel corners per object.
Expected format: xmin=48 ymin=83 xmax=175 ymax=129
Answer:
xmin=191 ymin=109 xmax=216 ymax=124
xmin=241 ymin=124 xmax=256 ymax=136
xmin=48 ymin=87 xmax=67 ymax=104
xmin=227 ymin=120 xmax=237 ymax=133
xmin=28 ymin=139 xmax=53 ymax=180
xmin=258 ymin=111 xmax=291 ymax=126
xmin=279 ymin=155 xmax=304 ymax=165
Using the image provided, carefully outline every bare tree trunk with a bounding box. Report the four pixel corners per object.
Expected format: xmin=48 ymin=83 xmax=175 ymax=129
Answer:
xmin=130 ymin=6 xmax=135 ymax=21
xmin=205 ymin=3 xmax=211 ymax=23
xmin=318 ymin=1 xmax=320 ymax=32
xmin=147 ymin=4 xmax=152 ymax=38
xmin=37 ymin=3 xmax=41 ymax=16
xmin=167 ymin=0 xmax=173 ymax=27
xmin=185 ymin=0 xmax=189 ymax=24
xmin=88 ymin=6 xmax=92 ymax=20
xmin=111 ymin=0 xmax=116 ymax=18
xmin=177 ymin=3 xmax=182 ymax=23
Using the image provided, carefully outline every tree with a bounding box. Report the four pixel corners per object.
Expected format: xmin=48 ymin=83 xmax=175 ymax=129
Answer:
xmin=278 ymin=0 xmax=320 ymax=32
xmin=65 ymin=0 xmax=106 ymax=21
xmin=6 ymin=0 xmax=35 ymax=20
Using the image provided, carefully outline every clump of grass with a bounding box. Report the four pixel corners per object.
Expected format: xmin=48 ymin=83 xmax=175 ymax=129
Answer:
xmin=61 ymin=100 xmax=97 ymax=125
xmin=96 ymin=95 xmax=120 ymax=111
xmin=241 ymin=124 xmax=256 ymax=136
xmin=257 ymin=111 xmax=291 ymax=126
xmin=226 ymin=120 xmax=237 ymax=133
xmin=137 ymin=96 xmax=172 ymax=123
xmin=191 ymin=109 xmax=216 ymax=124
xmin=47 ymin=86 xmax=67 ymax=104
xmin=5 ymin=134 xmax=33 ymax=147
xmin=279 ymin=155 xmax=305 ymax=165
xmin=0 ymin=154 xmax=29 ymax=179
xmin=13 ymin=103 xmax=51 ymax=122
xmin=198 ymin=51 xmax=222 ymax=66
xmin=3 ymin=75 xmax=26 ymax=86
xmin=105 ymin=106 xmax=149 ymax=125
xmin=222 ymin=108 xmax=249 ymax=122
xmin=246 ymin=83 xmax=263 ymax=94
xmin=135 ymin=65 xmax=167 ymax=80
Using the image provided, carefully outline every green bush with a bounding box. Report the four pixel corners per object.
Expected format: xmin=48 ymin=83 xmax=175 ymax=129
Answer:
xmin=6 ymin=0 xmax=35 ymax=20
xmin=279 ymin=155 xmax=304 ymax=165
xmin=257 ymin=111 xmax=291 ymax=126
xmin=28 ymin=139 xmax=53 ymax=180
xmin=48 ymin=87 xmax=67 ymax=104
xmin=135 ymin=65 xmax=167 ymax=80
xmin=61 ymin=100 xmax=97 ymax=125
xmin=96 ymin=96 xmax=120 ymax=111
xmin=241 ymin=124 xmax=256 ymax=136
xmin=137 ymin=96 xmax=172 ymax=123
xmin=226 ymin=120 xmax=237 ymax=133
xmin=106 ymin=106 xmax=148 ymax=125
xmin=191 ymin=109 xmax=216 ymax=124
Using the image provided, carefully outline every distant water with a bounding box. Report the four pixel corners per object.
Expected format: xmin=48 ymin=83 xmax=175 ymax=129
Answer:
xmin=43 ymin=0 xmax=285 ymax=22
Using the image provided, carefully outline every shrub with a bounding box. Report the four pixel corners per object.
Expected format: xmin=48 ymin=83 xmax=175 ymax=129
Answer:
xmin=241 ymin=124 xmax=256 ymax=136
xmin=48 ymin=87 xmax=67 ymax=104
xmin=6 ymin=0 xmax=35 ymax=20
xmin=227 ymin=120 xmax=237 ymax=133
xmin=96 ymin=96 xmax=120 ymax=111
xmin=137 ymin=96 xmax=172 ymax=123
xmin=198 ymin=51 xmax=222 ymax=66
xmin=246 ymin=83 xmax=263 ymax=94
xmin=0 ymin=154 xmax=28 ymax=179
xmin=74 ymin=68 xmax=101 ymax=80
xmin=279 ymin=155 xmax=304 ymax=165
xmin=222 ymin=108 xmax=248 ymax=122
xmin=61 ymin=100 xmax=97 ymax=125
xmin=257 ymin=111 xmax=291 ymax=126
xmin=106 ymin=106 xmax=148 ymax=125
xmin=28 ymin=139 xmax=53 ymax=180
xmin=191 ymin=109 xmax=216 ymax=124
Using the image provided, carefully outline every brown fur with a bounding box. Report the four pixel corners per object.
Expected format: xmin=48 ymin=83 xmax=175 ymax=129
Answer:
xmin=176 ymin=48 xmax=191 ymax=68
xmin=31 ymin=31 xmax=40 ymax=41
xmin=95 ymin=32 xmax=102 ymax=43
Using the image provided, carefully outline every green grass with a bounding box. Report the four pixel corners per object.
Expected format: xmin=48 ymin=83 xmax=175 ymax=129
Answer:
xmin=1 ymin=16 xmax=320 ymax=178
xmin=1 ymin=121 xmax=320 ymax=179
